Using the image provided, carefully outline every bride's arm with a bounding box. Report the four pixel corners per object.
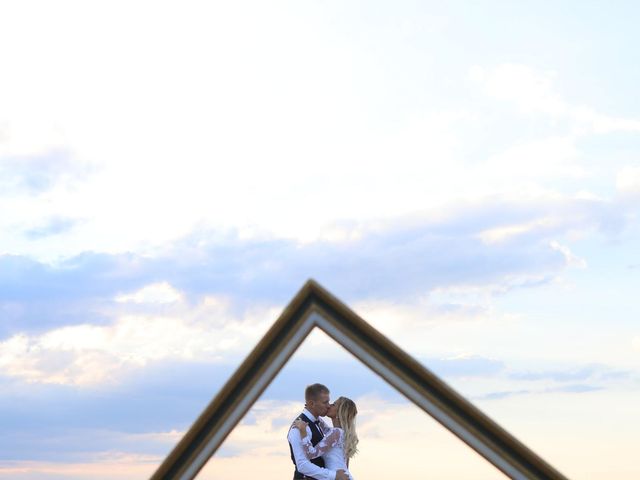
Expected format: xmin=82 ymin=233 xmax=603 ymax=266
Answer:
xmin=299 ymin=428 xmax=342 ymax=458
xmin=293 ymin=419 xmax=309 ymax=439
xmin=318 ymin=418 xmax=332 ymax=435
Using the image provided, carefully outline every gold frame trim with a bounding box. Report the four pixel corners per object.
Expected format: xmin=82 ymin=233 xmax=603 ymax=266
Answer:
xmin=150 ymin=279 xmax=569 ymax=480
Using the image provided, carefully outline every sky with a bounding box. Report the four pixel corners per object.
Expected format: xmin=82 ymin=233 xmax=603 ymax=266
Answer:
xmin=0 ymin=0 xmax=639 ymax=478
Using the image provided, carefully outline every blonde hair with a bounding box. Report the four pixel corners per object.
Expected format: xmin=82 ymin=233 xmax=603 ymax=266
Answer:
xmin=335 ymin=396 xmax=359 ymax=460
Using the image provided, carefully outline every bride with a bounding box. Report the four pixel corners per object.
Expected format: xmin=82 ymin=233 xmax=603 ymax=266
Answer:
xmin=294 ymin=396 xmax=359 ymax=480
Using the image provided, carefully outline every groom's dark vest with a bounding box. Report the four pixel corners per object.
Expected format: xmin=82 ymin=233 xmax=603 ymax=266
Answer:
xmin=289 ymin=413 xmax=325 ymax=479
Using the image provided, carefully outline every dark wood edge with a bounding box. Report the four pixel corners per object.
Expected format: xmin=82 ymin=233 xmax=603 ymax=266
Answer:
xmin=306 ymin=279 xmax=569 ymax=480
xmin=150 ymin=279 xmax=569 ymax=480
xmin=150 ymin=281 xmax=317 ymax=479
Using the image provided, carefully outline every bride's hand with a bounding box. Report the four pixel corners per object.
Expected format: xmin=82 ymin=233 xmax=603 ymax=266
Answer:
xmin=293 ymin=418 xmax=308 ymax=435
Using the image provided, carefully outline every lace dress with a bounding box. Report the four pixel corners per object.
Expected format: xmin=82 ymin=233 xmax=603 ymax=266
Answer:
xmin=300 ymin=427 xmax=354 ymax=480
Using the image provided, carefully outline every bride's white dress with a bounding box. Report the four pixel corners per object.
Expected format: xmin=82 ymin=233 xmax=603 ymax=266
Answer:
xmin=300 ymin=427 xmax=354 ymax=480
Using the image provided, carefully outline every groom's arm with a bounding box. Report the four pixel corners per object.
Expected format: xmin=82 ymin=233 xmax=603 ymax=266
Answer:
xmin=287 ymin=426 xmax=336 ymax=480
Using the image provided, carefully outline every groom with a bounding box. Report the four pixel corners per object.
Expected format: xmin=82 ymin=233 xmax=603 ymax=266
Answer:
xmin=287 ymin=383 xmax=348 ymax=480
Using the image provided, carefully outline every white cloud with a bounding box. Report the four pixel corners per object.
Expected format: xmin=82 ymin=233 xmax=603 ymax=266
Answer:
xmin=470 ymin=63 xmax=640 ymax=136
xmin=632 ymin=337 xmax=640 ymax=351
xmin=0 ymin=453 xmax=160 ymax=480
xmin=484 ymin=136 xmax=584 ymax=180
xmin=0 ymin=296 xmax=278 ymax=385
xmin=571 ymin=106 xmax=640 ymax=135
xmin=616 ymin=166 xmax=640 ymax=195
xmin=478 ymin=217 xmax=557 ymax=244
xmin=4 ymin=5 xmax=628 ymax=264
xmin=0 ymin=119 xmax=68 ymax=158
xmin=469 ymin=64 xmax=567 ymax=117
xmin=0 ymin=54 xmax=633 ymax=264
xmin=549 ymin=240 xmax=587 ymax=268
xmin=115 ymin=282 xmax=183 ymax=304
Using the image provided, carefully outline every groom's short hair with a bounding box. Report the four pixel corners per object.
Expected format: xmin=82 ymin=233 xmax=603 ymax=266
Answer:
xmin=305 ymin=383 xmax=329 ymax=401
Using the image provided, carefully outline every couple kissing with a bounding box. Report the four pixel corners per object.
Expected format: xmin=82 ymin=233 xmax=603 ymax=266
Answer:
xmin=287 ymin=383 xmax=358 ymax=480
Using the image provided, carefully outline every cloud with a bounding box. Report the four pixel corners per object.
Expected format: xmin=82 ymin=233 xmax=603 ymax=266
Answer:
xmin=477 ymin=217 xmax=557 ymax=244
xmin=0 ymin=340 xmax=635 ymax=473
xmin=0 ymin=118 xmax=68 ymax=158
xmin=114 ymin=282 xmax=183 ymax=304
xmin=0 ymin=5 xmax=637 ymax=478
xmin=0 ymin=58 xmax=635 ymax=267
xmin=0 ymin=309 xmax=504 ymax=389
xmin=0 ymin=454 xmax=159 ymax=480
xmin=0 ymin=286 xmax=276 ymax=385
xmin=0 ymin=150 xmax=89 ymax=195
xmin=0 ymin=391 xmax=511 ymax=478
xmin=617 ymin=166 xmax=640 ymax=196
xmin=477 ymin=384 xmax=603 ymax=401
xmin=15 ymin=312 xmax=624 ymax=451
xmin=483 ymin=135 xmax=584 ymax=181
xmin=0 ymin=190 xmax=626 ymax=339
xmin=0 ymin=422 xmax=177 ymax=465
xmin=470 ymin=63 xmax=640 ymax=135
xmin=478 ymin=389 xmax=532 ymax=400
xmin=469 ymin=64 xmax=567 ymax=117
xmin=508 ymin=364 xmax=630 ymax=383
xmin=548 ymin=240 xmax=587 ymax=268
xmin=0 ymin=361 xmax=238 ymax=443
xmin=464 ymin=362 xmax=636 ymax=402
xmin=0 ymin=61 xmax=633 ymax=266
xmin=423 ymin=354 xmax=505 ymax=378
xmin=552 ymin=384 xmax=602 ymax=394
xmin=24 ymin=217 xmax=80 ymax=240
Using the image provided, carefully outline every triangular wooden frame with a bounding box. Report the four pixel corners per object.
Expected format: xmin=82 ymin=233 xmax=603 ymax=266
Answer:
xmin=151 ymin=279 xmax=568 ymax=480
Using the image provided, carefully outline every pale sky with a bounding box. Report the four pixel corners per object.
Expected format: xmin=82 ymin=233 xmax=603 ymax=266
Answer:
xmin=0 ymin=1 xmax=639 ymax=479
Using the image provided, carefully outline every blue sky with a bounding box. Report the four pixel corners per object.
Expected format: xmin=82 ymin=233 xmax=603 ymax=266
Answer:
xmin=1 ymin=1 xmax=639 ymax=478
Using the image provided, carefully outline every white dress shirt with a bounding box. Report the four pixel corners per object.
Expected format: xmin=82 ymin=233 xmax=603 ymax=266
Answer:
xmin=287 ymin=408 xmax=336 ymax=480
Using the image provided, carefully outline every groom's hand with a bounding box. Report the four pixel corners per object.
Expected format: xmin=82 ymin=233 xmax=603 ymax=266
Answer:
xmin=335 ymin=470 xmax=349 ymax=480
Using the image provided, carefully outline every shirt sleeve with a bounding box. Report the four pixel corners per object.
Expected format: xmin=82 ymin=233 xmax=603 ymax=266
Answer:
xmin=300 ymin=428 xmax=342 ymax=458
xmin=288 ymin=426 xmax=336 ymax=480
